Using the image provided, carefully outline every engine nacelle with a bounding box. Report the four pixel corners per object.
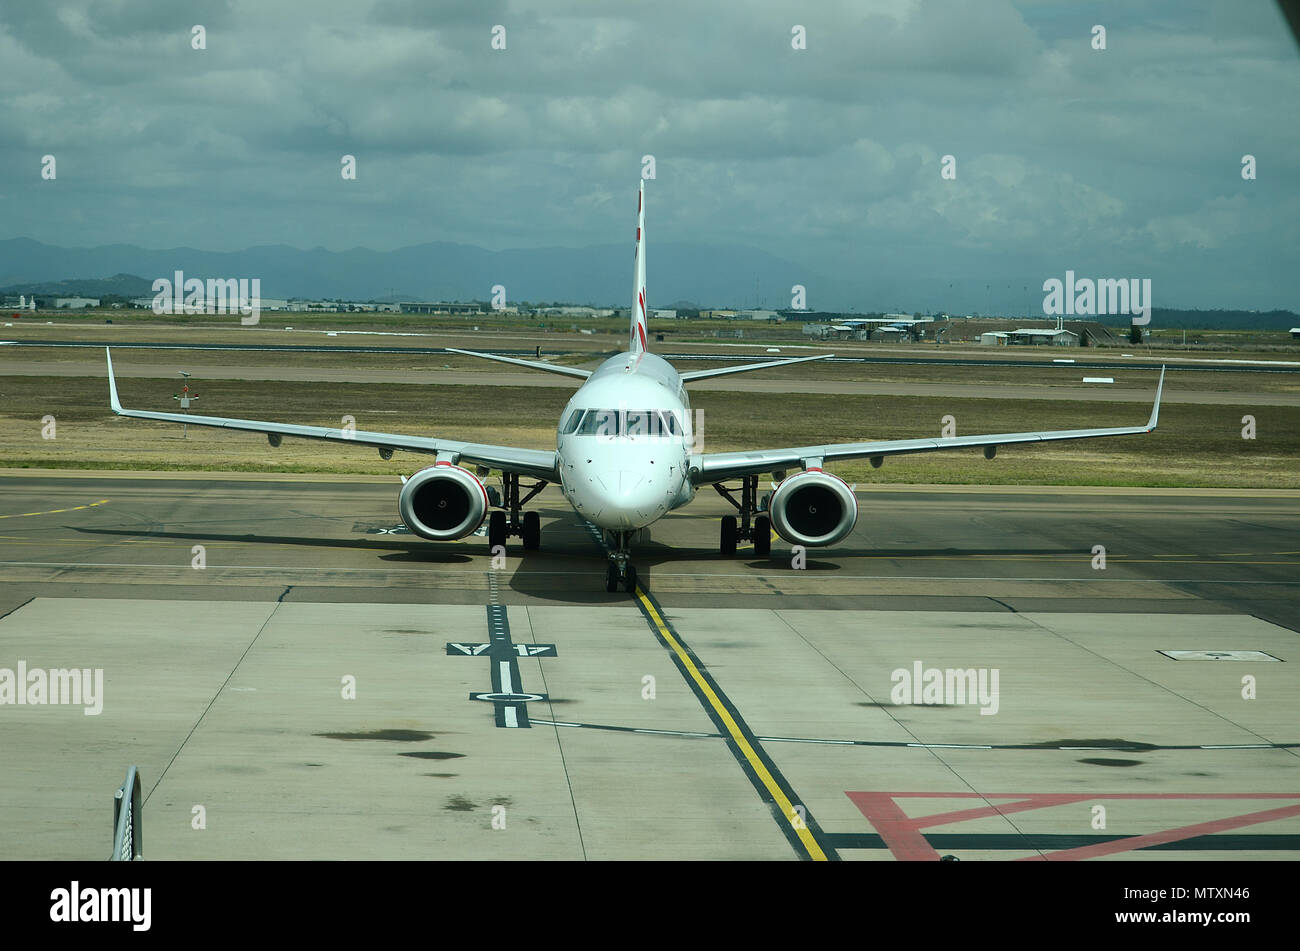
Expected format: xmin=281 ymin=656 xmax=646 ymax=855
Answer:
xmin=398 ymin=464 xmax=489 ymax=541
xmin=768 ymin=469 xmax=857 ymax=547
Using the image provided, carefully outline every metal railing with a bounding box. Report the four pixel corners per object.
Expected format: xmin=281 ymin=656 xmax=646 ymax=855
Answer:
xmin=110 ymin=766 xmax=142 ymax=861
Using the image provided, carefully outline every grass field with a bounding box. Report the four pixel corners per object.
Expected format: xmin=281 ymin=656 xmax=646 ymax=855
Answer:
xmin=8 ymin=309 xmax=1299 ymax=361
xmin=4 ymin=328 xmax=1298 ymax=396
xmin=2 ymin=370 xmax=1297 ymax=488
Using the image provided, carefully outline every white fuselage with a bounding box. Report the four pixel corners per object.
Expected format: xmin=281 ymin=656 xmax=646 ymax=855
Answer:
xmin=556 ymin=351 xmax=696 ymax=530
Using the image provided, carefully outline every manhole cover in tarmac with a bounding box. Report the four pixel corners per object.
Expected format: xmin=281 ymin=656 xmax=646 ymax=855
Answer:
xmin=1158 ymin=650 xmax=1282 ymax=662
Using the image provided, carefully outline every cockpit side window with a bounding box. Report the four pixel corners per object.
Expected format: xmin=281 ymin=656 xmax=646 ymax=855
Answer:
xmin=560 ymin=409 xmax=584 ymax=434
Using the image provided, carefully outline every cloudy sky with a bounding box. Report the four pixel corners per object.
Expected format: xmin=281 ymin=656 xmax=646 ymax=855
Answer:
xmin=1 ymin=0 xmax=1297 ymax=312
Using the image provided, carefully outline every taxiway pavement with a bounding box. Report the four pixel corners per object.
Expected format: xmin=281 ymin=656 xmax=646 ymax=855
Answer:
xmin=2 ymin=474 xmax=1297 ymax=860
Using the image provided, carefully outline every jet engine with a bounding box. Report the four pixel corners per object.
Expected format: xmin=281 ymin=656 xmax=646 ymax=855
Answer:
xmin=768 ymin=469 xmax=857 ymax=547
xmin=398 ymin=464 xmax=489 ymax=541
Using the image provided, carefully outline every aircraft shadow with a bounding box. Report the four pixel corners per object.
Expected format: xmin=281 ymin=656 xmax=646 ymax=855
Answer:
xmin=507 ymin=540 xmax=1087 ymax=600
xmin=70 ymin=526 xmax=1080 ymax=596
xmin=803 ymin=545 xmax=1074 ymax=559
xmin=70 ymin=525 xmax=473 ymax=564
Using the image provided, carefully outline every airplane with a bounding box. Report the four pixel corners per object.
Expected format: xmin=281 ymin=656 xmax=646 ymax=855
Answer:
xmin=105 ymin=180 xmax=1164 ymax=593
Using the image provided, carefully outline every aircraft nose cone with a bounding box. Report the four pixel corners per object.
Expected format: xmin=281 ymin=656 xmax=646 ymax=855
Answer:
xmin=590 ymin=469 xmax=666 ymax=529
xmin=597 ymin=470 xmax=644 ymax=497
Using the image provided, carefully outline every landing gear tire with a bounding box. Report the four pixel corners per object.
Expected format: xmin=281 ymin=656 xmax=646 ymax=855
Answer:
xmin=605 ymin=562 xmax=619 ymax=593
xmin=720 ymin=515 xmax=737 ymax=557
xmin=623 ymin=564 xmax=638 ymax=593
xmin=522 ymin=511 xmax=540 ymax=550
xmin=753 ymin=515 xmax=771 ymax=557
xmin=488 ymin=511 xmax=507 ymax=549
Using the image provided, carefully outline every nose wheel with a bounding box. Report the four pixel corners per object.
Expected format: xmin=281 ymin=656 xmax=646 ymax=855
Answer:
xmin=605 ymin=531 xmax=639 ymax=593
xmin=605 ymin=560 xmax=638 ymax=593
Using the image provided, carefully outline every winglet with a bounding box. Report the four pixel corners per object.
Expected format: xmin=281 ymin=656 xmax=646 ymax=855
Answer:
xmin=1146 ymin=365 xmax=1165 ymax=431
xmin=106 ymin=348 xmax=123 ymax=414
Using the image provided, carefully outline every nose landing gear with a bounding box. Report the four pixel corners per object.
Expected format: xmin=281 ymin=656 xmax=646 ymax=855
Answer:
xmin=605 ymin=530 xmax=639 ymax=593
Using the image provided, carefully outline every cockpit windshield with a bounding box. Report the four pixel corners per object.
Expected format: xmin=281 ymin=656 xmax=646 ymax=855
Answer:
xmin=575 ymin=409 xmax=620 ymax=436
xmin=565 ymin=409 xmax=683 ymax=437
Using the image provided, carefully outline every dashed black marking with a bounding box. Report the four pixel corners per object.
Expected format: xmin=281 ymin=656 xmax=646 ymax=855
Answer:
xmin=447 ymin=604 xmax=555 ymax=728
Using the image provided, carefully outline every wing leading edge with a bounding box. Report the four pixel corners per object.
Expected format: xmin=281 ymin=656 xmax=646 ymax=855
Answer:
xmin=443 ymin=348 xmax=591 ymax=379
xmin=104 ymin=349 xmax=558 ymax=480
xmin=679 ymin=352 xmax=835 ymax=382
xmin=695 ymin=367 xmax=1165 ymax=483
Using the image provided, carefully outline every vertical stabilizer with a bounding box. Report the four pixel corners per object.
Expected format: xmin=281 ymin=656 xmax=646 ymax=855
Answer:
xmin=630 ymin=180 xmax=648 ymax=353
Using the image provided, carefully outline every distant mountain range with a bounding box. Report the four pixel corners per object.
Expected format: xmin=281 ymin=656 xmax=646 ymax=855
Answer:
xmin=0 ymin=273 xmax=155 ymax=299
xmin=0 ymin=237 xmax=840 ymax=310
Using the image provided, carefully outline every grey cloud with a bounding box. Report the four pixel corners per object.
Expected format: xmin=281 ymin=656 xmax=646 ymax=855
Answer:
xmin=0 ymin=0 xmax=1295 ymax=312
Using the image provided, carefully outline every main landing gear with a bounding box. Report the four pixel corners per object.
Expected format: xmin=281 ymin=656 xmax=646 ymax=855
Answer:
xmin=713 ymin=475 xmax=771 ymax=558
xmin=487 ymin=472 xmax=547 ymax=551
xmin=604 ymin=530 xmax=639 ymax=594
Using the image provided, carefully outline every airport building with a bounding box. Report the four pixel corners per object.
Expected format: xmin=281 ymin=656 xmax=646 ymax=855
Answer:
xmin=866 ymin=326 xmax=907 ymax=340
xmin=399 ymin=301 xmax=487 ymax=315
xmin=534 ymin=306 xmax=613 ymax=317
xmin=129 ymin=296 xmax=291 ymax=311
xmin=1008 ymin=328 xmax=1079 ymax=346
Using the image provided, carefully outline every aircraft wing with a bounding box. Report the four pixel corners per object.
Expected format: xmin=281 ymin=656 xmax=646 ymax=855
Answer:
xmin=105 ymin=349 xmax=558 ymax=480
xmin=694 ymin=367 xmax=1164 ymax=484
xmin=679 ymin=353 xmax=834 ymax=382
xmin=444 ymin=348 xmax=591 ymax=379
